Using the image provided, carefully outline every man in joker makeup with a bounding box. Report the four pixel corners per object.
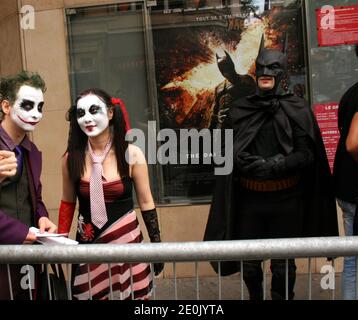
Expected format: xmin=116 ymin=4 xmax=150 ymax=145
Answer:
xmin=0 ymin=71 xmax=57 ymax=299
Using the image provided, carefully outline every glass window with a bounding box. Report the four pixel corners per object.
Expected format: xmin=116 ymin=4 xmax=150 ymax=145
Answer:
xmin=306 ymin=0 xmax=358 ymax=105
xmin=66 ymin=2 xmax=160 ymax=201
xmin=66 ymin=0 xmax=307 ymax=205
xmin=305 ymin=0 xmax=358 ymax=170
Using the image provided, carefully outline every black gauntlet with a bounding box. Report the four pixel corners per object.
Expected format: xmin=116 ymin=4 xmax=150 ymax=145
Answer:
xmin=142 ymin=208 xmax=164 ymax=275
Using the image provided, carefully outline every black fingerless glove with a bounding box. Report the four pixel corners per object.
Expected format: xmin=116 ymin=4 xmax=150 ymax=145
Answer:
xmin=142 ymin=208 xmax=164 ymax=275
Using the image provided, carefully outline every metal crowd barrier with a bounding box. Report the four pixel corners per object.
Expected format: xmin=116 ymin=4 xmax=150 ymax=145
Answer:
xmin=1 ymin=236 xmax=358 ymax=300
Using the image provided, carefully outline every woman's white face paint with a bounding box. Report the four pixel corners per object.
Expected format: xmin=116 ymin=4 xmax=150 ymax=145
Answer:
xmin=10 ymin=85 xmax=44 ymax=132
xmin=76 ymin=94 xmax=109 ymax=137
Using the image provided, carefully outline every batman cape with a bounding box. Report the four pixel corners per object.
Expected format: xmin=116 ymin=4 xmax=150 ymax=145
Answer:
xmin=204 ymin=93 xmax=339 ymax=276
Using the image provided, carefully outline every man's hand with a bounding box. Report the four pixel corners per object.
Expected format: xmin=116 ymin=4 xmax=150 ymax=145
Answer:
xmin=244 ymin=154 xmax=285 ymax=180
xmin=23 ymin=230 xmax=37 ymax=244
xmin=236 ymin=152 xmax=263 ymax=173
xmin=38 ymin=217 xmax=57 ymax=234
xmin=0 ymin=150 xmax=17 ymax=183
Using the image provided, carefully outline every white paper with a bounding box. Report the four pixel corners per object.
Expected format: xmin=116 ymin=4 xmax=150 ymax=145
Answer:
xmin=30 ymin=227 xmax=79 ymax=245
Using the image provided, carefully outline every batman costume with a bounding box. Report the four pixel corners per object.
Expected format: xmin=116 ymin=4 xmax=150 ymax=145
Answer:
xmin=204 ymin=36 xmax=338 ymax=300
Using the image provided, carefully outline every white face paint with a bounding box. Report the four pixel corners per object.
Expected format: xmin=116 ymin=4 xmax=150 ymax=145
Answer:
xmin=10 ymin=85 xmax=44 ymax=132
xmin=76 ymin=94 xmax=109 ymax=137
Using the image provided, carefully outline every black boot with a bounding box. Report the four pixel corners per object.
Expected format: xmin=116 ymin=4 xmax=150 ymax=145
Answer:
xmin=270 ymin=259 xmax=296 ymax=300
xmin=243 ymin=260 xmax=264 ymax=300
xmin=245 ymin=278 xmax=264 ymax=300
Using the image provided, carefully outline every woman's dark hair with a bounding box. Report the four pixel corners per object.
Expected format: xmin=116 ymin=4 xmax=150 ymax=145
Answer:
xmin=66 ymin=88 xmax=129 ymax=182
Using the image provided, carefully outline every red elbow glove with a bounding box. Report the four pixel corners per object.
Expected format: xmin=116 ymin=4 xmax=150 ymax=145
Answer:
xmin=58 ymin=200 xmax=76 ymax=234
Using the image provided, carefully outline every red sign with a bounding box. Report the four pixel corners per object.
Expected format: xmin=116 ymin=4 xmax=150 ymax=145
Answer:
xmin=313 ymin=103 xmax=340 ymax=172
xmin=316 ymin=5 xmax=358 ymax=46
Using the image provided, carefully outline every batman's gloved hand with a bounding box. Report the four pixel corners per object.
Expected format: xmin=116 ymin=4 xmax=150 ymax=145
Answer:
xmin=244 ymin=154 xmax=286 ymax=180
xmin=142 ymin=208 xmax=164 ymax=276
xmin=235 ymin=152 xmax=263 ymax=175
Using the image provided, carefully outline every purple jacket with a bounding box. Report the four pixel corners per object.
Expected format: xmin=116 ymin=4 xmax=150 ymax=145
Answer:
xmin=0 ymin=125 xmax=48 ymax=244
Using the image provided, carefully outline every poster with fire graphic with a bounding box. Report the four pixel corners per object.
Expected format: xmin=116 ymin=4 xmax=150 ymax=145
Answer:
xmin=151 ymin=0 xmax=306 ymax=200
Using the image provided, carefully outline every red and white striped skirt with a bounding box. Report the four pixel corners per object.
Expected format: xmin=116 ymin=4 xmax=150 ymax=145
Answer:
xmin=72 ymin=210 xmax=153 ymax=300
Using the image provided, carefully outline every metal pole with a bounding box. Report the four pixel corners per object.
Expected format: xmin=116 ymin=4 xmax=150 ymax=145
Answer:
xmin=285 ymin=259 xmax=288 ymax=300
xmin=195 ymin=261 xmax=200 ymax=300
xmin=66 ymin=264 xmax=72 ymax=300
xmin=240 ymin=261 xmax=244 ymax=300
xmin=45 ymin=264 xmax=52 ymax=300
xmin=26 ymin=265 xmax=33 ymax=300
xmin=2 ymin=237 xmax=358 ymax=264
xmin=173 ymin=262 xmax=178 ymax=300
xmin=130 ymin=264 xmax=134 ymax=300
xmin=151 ymin=263 xmax=156 ymax=300
xmin=263 ymin=260 xmax=266 ymax=300
xmin=356 ymin=256 xmax=358 ymax=300
xmin=331 ymin=259 xmax=335 ymax=300
xmin=6 ymin=264 xmax=13 ymax=300
xmin=308 ymin=258 xmax=312 ymax=300
xmin=87 ymin=264 xmax=92 ymax=300
xmin=218 ymin=262 xmax=222 ymax=300
xmin=108 ymin=263 xmax=113 ymax=300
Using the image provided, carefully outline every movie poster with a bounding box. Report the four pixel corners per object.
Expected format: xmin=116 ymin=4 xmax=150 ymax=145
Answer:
xmin=313 ymin=102 xmax=340 ymax=172
xmin=151 ymin=0 xmax=306 ymax=202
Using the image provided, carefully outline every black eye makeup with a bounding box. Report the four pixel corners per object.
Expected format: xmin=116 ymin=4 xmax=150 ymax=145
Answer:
xmin=77 ymin=108 xmax=85 ymax=119
xmin=38 ymin=102 xmax=44 ymax=113
xmin=89 ymin=105 xmax=101 ymax=114
xmin=19 ymin=99 xmax=35 ymax=111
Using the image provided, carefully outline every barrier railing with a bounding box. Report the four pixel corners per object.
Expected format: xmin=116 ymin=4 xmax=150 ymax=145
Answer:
xmin=1 ymin=236 xmax=358 ymax=300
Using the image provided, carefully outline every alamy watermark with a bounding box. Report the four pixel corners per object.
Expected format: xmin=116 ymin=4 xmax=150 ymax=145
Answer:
xmin=320 ymin=5 xmax=335 ymax=30
xmin=320 ymin=264 xmax=335 ymax=290
xmin=125 ymin=121 xmax=233 ymax=175
xmin=20 ymin=5 xmax=35 ymax=30
xmin=20 ymin=265 xmax=35 ymax=290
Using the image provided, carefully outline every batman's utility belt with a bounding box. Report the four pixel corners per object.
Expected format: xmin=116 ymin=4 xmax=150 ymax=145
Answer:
xmin=240 ymin=175 xmax=301 ymax=192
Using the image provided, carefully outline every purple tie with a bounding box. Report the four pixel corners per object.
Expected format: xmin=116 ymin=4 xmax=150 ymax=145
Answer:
xmin=88 ymin=139 xmax=112 ymax=229
xmin=15 ymin=146 xmax=23 ymax=175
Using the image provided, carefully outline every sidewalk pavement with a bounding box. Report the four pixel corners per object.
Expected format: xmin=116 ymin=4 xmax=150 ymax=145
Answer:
xmin=154 ymin=273 xmax=342 ymax=300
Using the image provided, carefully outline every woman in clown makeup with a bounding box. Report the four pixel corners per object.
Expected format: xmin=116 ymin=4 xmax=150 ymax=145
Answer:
xmin=58 ymin=88 xmax=163 ymax=300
